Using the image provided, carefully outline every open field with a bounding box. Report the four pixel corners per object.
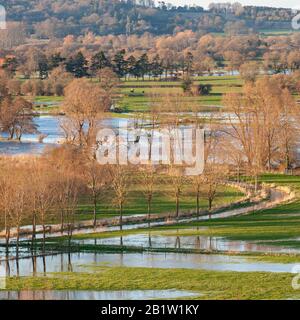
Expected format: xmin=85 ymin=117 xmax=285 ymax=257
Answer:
xmin=54 ymin=174 xmax=300 ymax=252
xmin=137 ymin=175 xmax=300 ymax=248
xmin=3 ymin=267 xmax=297 ymax=300
xmin=32 ymin=76 xmax=244 ymax=113
xmin=0 ymin=180 xmax=243 ymax=228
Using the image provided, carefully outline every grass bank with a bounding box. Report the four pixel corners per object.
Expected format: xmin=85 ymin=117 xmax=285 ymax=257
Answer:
xmin=3 ymin=267 xmax=297 ymax=300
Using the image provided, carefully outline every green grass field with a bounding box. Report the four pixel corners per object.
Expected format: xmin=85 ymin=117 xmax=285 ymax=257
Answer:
xmin=0 ymin=180 xmax=243 ymax=228
xmin=31 ymin=76 xmax=244 ymax=113
xmin=75 ymin=183 xmax=242 ymax=221
xmin=142 ymin=174 xmax=300 ymax=249
xmin=3 ymin=267 xmax=297 ymax=300
xmin=119 ymin=76 xmax=243 ymax=111
xmin=5 ymin=174 xmax=300 ymax=300
xmin=62 ymin=174 xmax=300 ymax=252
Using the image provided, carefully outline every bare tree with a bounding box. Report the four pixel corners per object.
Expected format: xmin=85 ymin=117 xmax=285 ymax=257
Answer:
xmin=203 ymin=164 xmax=228 ymax=216
xmin=62 ymin=77 xmax=117 ymax=146
xmin=84 ymin=158 xmax=110 ymax=228
xmin=11 ymin=169 xmax=28 ymax=260
xmin=139 ymin=164 xmax=157 ymax=224
xmin=168 ymin=165 xmax=186 ymax=220
xmin=223 ymin=77 xmax=299 ymax=177
xmin=47 ymin=145 xmax=82 ymax=235
xmin=0 ymin=96 xmax=37 ymax=141
xmin=33 ymin=163 xmax=55 ymax=253
xmin=190 ymin=174 xmax=204 ymax=218
xmin=0 ymin=164 xmax=13 ymax=255
xmin=109 ymin=165 xmax=130 ymax=245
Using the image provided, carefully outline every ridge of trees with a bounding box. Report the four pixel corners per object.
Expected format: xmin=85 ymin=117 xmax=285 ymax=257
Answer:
xmin=0 ymin=1 xmax=298 ymax=40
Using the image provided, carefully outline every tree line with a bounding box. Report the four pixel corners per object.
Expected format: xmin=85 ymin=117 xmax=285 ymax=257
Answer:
xmin=1 ymin=1 xmax=296 ymax=39
xmin=0 ymin=150 xmax=229 ymax=259
xmin=3 ymin=32 xmax=300 ymax=82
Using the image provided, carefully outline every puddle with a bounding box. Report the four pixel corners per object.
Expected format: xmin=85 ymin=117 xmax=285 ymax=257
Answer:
xmin=0 ymin=289 xmax=199 ymax=300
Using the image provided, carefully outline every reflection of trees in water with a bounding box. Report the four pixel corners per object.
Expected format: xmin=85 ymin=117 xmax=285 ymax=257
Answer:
xmin=42 ymin=256 xmax=46 ymax=274
xmin=1 ymin=248 xmax=76 ymax=276
xmin=195 ymin=236 xmax=201 ymax=249
xmin=175 ymin=236 xmax=181 ymax=249
xmin=148 ymin=233 xmax=152 ymax=248
xmin=68 ymin=252 xmax=73 ymax=272
xmin=5 ymin=259 xmax=10 ymax=277
xmin=31 ymin=250 xmax=37 ymax=275
xmin=15 ymin=259 xmax=20 ymax=277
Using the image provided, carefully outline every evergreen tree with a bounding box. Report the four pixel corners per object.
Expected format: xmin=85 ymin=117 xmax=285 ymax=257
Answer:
xmin=113 ymin=49 xmax=127 ymax=78
xmin=38 ymin=56 xmax=49 ymax=79
xmin=127 ymin=55 xmax=138 ymax=78
xmin=136 ymin=53 xmax=150 ymax=80
xmin=65 ymin=52 xmax=89 ymax=78
xmin=150 ymin=54 xmax=164 ymax=79
xmin=91 ymin=51 xmax=110 ymax=74
xmin=49 ymin=53 xmax=65 ymax=70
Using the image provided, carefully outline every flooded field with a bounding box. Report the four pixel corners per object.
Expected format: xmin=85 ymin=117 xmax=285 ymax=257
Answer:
xmin=75 ymin=233 xmax=300 ymax=254
xmin=0 ymin=289 xmax=199 ymax=300
xmin=0 ymin=116 xmax=132 ymax=155
xmin=0 ymin=251 xmax=298 ymax=278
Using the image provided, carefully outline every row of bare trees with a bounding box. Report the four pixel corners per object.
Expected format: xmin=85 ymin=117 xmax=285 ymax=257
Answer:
xmin=223 ymin=76 xmax=300 ymax=182
xmin=0 ymin=147 xmax=229 ymax=257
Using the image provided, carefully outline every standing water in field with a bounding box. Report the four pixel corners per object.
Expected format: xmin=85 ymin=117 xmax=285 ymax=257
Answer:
xmin=0 ymin=116 xmax=132 ymax=155
xmin=0 ymin=251 xmax=299 ymax=277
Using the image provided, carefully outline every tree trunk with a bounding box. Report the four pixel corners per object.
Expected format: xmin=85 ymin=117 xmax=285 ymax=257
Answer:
xmin=5 ymin=212 xmax=10 ymax=255
xmin=42 ymin=224 xmax=46 ymax=254
xmin=254 ymin=175 xmax=258 ymax=193
xmin=209 ymin=198 xmax=213 ymax=218
xmin=31 ymin=212 xmax=36 ymax=248
xmin=16 ymin=225 xmax=20 ymax=260
xmin=176 ymin=196 xmax=179 ymax=220
xmin=5 ymin=226 xmax=10 ymax=255
xmin=93 ymin=194 xmax=97 ymax=228
xmin=119 ymin=203 xmax=123 ymax=232
xmin=119 ymin=203 xmax=123 ymax=246
xmin=196 ymin=190 xmax=200 ymax=218
xmin=147 ymin=200 xmax=151 ymax=221
xmin=60 ymin=209 xmax=64 ymax=234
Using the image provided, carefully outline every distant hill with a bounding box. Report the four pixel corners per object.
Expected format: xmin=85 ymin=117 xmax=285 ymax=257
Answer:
xmin=0 ymin=0 xmax=298 ymax=38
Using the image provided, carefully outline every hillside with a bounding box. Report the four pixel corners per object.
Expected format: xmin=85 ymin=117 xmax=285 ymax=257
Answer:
xmin=0 ymin=0 xmax=298 ymax=38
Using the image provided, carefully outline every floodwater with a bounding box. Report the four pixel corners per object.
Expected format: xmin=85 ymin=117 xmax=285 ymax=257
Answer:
xmin=0 ymin=289 xmax=199 ymax=300
xmin=0 ymin=116 xmax=132 ymax=155
xmin=75 ymin=233 xmax=300 ymax=254
xmin=0 ymin=116 xmax=63 ymax=155
xmin=0 ymin=113 xmax=235 ymax=156
xmin=0 ymin=251 xmax=298 ymax=277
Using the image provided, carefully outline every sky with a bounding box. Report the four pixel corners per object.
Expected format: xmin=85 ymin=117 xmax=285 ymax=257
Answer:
xmin=165 ymin=1 xmax=300 ymax=9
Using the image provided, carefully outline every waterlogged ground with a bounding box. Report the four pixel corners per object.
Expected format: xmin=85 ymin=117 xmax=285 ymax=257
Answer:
xmin=0 ymin=289 xmax=198 ymax=301
xmin=0 ymin=113 xmax=239 ymax=156
xmin=73 ymin=232 xmax=300 ymax=254
xmin=0 ymin=116 xmax=132 ymax=155
xmin=0 ymin=250 xmax=299 ymax=278
xmin=1 ymin=224 xmax=300 ymax=299
xmin=1 ymin=199 xmax=298 ymax=300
